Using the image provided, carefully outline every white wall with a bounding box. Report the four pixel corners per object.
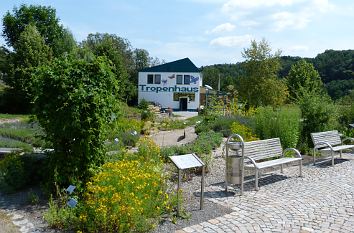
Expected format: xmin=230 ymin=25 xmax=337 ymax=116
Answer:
xmin=138 ymin=72 xmax=202 ymax=111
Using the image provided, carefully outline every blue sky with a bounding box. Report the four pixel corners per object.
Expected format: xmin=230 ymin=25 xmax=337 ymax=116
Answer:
xmin=1 ymin=0 xmax=353 ymax=66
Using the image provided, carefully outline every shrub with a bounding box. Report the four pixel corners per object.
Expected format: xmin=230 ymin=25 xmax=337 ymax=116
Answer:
xmin=195 ymin=115 xmax=252 ymax=137
xmin=0 ymin=153 xmax=47 ymax=192
xmin=230 ymin=122 xmax=258 ymax=141
xmin=0 ymin=153 xmax=26 ymax=192
xmin=160 ymin=131 xmax=222 ymax=169
xmin=141 ymin=109 xmax=154 ymax=121
xmin=298 ymin=93 xmax=339 ymax=149
xmin=138 ymin=99 xmax=149 ymax=110
xmin=33 ymin=56 xmax=121 ymax=188
xmin=254 ymin=106 xmax=301 ymax=148
xmin=79 ymin=157 xmax=170 ymax=232
xmin=107 ymin=118 xmax=141 ymax=148
xmin=44 ymin=196 xmax=78 ymax=229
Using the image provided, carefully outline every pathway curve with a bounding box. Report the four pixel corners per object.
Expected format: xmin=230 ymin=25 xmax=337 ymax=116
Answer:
xmin=150 ymin=126 xmax=197 ymax=147
xmin=176 ymin=154 xmax=354 ymax=233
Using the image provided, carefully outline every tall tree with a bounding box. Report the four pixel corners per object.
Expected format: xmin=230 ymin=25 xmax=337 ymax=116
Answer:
xmin=0 ymin=47 xmax=10 ymax=82
xmin=2 ymin=4 xmax=76 ymax=57
xmin=238 ymin=39 xmax=288 ymax=107
xmin=10 ymin=24 xmax=52 ymax=111
xmin=81 ymin=33 xmax=135 ymax=102
xmin=286 ymin=59 xmax=324 ymax=101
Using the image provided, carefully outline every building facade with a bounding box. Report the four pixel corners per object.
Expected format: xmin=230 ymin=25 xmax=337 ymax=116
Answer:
xmin=138 ymin=58 xmax=202 ymax=111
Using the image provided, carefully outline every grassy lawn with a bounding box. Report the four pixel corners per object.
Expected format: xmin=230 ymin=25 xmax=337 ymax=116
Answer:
xmin=0 ymin=211 xmax=19 ymax=233
xmin=0 ymin=115 xmax=46 ymax=151
xmin=0 ymin=114 xmax=30 ymax=122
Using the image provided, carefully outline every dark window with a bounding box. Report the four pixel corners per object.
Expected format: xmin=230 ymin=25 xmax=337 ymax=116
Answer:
xmin=147 ymin=74 xmax=154 ymax=84
xmin=155 ymin=74 xmax=161 ymax=84
xmin=184 ymin=75 xmax=190 ymax=85
xmin=176 ymin=75 xmax=183 ymax=84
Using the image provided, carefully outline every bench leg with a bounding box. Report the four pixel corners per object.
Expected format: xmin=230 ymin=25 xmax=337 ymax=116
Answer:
xmin=331 ymin=151 xmax=335 ymax=167
xmin=340 ymin=150 xmax=342 ymax=158
xmin=299 ymin=159 xmax=302 ymax=177
xmin=313 ymin=149 xmax=316 ymax=165
xmin=255 ymin=169 xmax=259 ymax=191
xmin=281 ymin=164 xmax=284 ymax=173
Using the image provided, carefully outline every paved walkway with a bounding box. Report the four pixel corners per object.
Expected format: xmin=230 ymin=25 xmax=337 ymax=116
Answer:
xmin=177 ymin=155 xmax=354 ymax=233
xmin=151 ymin=126 xmax=197 ymax=147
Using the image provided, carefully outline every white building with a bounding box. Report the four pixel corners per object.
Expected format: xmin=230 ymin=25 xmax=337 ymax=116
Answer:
xmin=138 ymin=58 xmax=202 ymax=111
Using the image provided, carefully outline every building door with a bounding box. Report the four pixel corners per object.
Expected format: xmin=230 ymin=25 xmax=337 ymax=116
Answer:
xmin=179 ymin=97 xmax=188 ymax=111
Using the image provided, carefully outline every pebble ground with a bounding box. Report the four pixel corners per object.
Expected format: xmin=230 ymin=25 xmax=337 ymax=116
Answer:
xmin=176 ymin=154 xmax=354 ymax=233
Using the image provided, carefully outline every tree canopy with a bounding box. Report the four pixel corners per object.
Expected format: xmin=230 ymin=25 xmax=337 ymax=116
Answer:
xmin=286 ymin=59 xmax=324 ymax=101
xmin=237 ymin=39 xmax=288 ymax=107
xmin=3 ymin=4 xmax=76 ymax=57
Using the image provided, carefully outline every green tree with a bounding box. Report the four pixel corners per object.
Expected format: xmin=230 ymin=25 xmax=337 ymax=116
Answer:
xmin=81 ymin=33 xmax=134 ymax=102
xmin=238 ymin=39 xmax=288 ymax=107
xmin=2 ymin=4 xmax=76 ymax=57
xmin=298 ymin=92 xmax=338 ymax=149
xmin=287 ymin=59 xmax=323 ymax=101
xmin=133 ymin=48 xmax=150 ymax=71
xmin=0 ymin=46 xmax=10 ymax=81
xmin=33 ymin=56 xmax=121 ymax=188
xmin=8 ymin=24 xmax=52 ymax=112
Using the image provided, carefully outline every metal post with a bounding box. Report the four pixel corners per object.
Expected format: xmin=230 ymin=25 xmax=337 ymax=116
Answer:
xmin=240 ymin=145 xmax=244 ymax=195
xmin=200 ymin=166 xmax=205 ymax=210
xmin=225 ymin=141 xmax=229 ymax=192
xmin=177 ymin=169 xmax=181 ymax=216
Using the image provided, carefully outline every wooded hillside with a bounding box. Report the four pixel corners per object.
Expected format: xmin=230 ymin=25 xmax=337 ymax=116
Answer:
xmin=201 ymin=50 xmax=354 ymax=100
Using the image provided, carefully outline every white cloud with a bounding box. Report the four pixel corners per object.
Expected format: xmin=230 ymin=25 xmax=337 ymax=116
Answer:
xmin=310 ymin=0 xmax=332 ymax=13
xmin=239 ymin=20 xmax=260 ymax=28
xmin=207 ymin=23 xmax=236 ymax=34
xmin=219 ymin=0 xmax=335 ymax=31
xmin=210 ymin=35 xmax=252 ymax=47
xmin=222 ymin=0 xmax=296 ymax=13
xmin=271 ymin=11 xmax=311 ymax=31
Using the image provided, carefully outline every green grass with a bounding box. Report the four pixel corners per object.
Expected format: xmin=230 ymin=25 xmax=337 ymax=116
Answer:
xmin=159 ymin=115 xmax=203 ymax=130
xmin=0 ymin=137 xmax=33 ymax=152
xmin=0 ymin=114 xmax=30 ymax=122
xmin=0 ymin=120 xmax=47 ymax=150
xmin=0 ymin=126 xmax=45 ymax=147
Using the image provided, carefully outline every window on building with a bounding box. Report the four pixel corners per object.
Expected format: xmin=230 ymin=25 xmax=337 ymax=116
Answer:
xmin=147 ymin=74 xmax=154 ymax=84
xmin=155 ymin=74 xmax=161 ymax=84
xmin=184 ymin=75 xmax=190 ymax=85
xmin=176 ymin=75 xmax=183 ymax=84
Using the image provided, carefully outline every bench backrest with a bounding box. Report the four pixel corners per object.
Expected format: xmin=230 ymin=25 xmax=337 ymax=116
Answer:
xmin=311 ymin=130 xmax=341 ymax=148
xmin=243 ymin=138 xmax=282 ymax=161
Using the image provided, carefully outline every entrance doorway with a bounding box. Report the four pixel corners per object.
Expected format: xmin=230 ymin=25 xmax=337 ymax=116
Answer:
xmin=179 ymin=97 xmax=188 ymax=111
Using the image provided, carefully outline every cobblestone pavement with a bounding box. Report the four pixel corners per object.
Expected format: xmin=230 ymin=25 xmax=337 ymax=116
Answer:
xmin=177 ymin=155 xmax=354 ymax=233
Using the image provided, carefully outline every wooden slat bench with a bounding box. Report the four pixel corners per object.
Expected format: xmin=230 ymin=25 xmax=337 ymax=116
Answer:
xmin=311 ymin=130 xmax=354 ymax=166
xmin=243 ymin=138 xmax=302 ymax=190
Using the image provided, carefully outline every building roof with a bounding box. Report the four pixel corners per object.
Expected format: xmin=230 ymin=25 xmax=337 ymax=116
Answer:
xmin=140 ymin=58 xmax=200 ymax=73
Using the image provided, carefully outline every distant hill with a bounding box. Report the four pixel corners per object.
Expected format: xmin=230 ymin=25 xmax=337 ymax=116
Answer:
xmin=201 ymin=50 xmax=354 ymax=100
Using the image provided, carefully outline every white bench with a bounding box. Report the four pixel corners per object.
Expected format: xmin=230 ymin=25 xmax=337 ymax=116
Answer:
xmin=243 ymin=138 xmax=302 ymax=190
xmin=311 ymin=130 xmax=354 ymax=166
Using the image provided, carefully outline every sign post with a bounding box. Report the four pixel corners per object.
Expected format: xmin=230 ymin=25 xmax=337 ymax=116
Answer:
xmin=169 ymin=153 xmax=205 ymax=216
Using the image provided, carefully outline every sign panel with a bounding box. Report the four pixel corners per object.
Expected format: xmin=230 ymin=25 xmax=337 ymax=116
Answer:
xmin=169 ymin=153 xmax=204 ymax=170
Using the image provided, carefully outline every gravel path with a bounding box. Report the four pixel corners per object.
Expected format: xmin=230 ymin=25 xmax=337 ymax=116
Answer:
xmin=0 ymin=187 xmax=57 ymax=233
xmin=154 ymin=140 xmax=231 ymax=232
